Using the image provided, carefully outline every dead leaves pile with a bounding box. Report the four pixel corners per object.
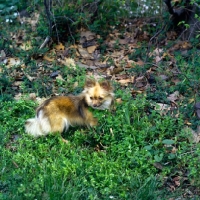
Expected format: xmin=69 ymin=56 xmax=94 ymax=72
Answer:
xmin=0 ymin=18 xmax=197 ymax=124
xmin=0 ymin=15 xmax=195 ymax=99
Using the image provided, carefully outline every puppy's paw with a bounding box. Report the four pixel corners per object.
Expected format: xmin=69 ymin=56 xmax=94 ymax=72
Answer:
xmin=89 ymin=118 xmax=98 ymax=127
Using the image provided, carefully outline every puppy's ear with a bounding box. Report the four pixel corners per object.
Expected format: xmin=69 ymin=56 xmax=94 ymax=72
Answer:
xmin=99 ymin=80 xmax=113 ymax=92
xmin=84 ymin=78 xmax=96 ymax=88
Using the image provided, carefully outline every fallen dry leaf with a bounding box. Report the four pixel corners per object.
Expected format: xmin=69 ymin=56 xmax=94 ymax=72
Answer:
xmin=43 ymin=49 xmax=56 ymax=62
xmin=56 ymin=74 xmax=65 ymax=81
xmin=181 ymin=41 xmax=192 ymax=50
xmin=155 ymin=55 xmax=162 ymax=63
xmin=87 ymin=45 xmax=97 ymax=54
xmin=153 ymin=162 xmax=163 ymax=170
xmin=118 ymin=76 xmax=135 ymax=86
xmin=60 ymin=58 xmax=76 ymax=68
xmin=29 ymin=93 xmax=37 ymax=100
xmin=159 ymin=74 xmax=168 ymax=81
xmin=13 ymin=81 xmax=23 ymax=87
xmin=36 ymin=97 xmax=46 ymax=104
xmin=0 ymin=50 xmax=6 ymax=60
xmin=166 ymin=30 xmax=177 ymax=40
xmin=167 ymin=91 xmax=179 ymax=103
xmin=20 ymin=41 xmax=32 ymax=50
xmin=55 ymin=43 xmax=65 ymax=51
xmin=135 ymin=76 xmax=148 ymax=89
xmin=188 ymin=98 xmax=195 ymax=103
xmin=155 ymin=103 xmax=171 ymax=115
xmin=127 ymin=60 xmax=136 ymax=68
xmin=27 ymin=12 xmax=40 ymax=31
xmin=14 ymin=93 xmax=22 ymax=101
xmin=94 ymin=61 xmax=108 ymax=68
xmin=184 ymin=120 xmax=192 ymax=125
xmin=78 ymin=45 xmax=93 ymax=59
xmin=150 ymin=48 xmax=163 ymax=57
xmin=171 ymin=77 xmax=181 ymax=85
xmin=6 ymin=57 xmax=21 ymax=68
xmin=108 ymin=66 xmax=124 ymax=75
xmin=11 ymin=30 xmax=25 ymax=45
xmin=111 ymin=50 xmax=125 ymax=58
xmin=162 ymin=52 xmax=174 ymax=59
xmin=118 ymin=38 xmax=129 ymax=45
xmin=131 ymin=90 xmax=144 ymax=97
xmin=183 ymin=126 xmax=200 ymax=143
xmin=116 ymin=98 xmax=123 ymax=104
xmin=43 ymin=55 xmax=55 ymax=62
xmin=76 ymin=62 xmax=96 ymax=69
xmin=136 ymin=60 xmax=144 ymax=66
xmin=24 ymin=72 xmax=35 ymax=81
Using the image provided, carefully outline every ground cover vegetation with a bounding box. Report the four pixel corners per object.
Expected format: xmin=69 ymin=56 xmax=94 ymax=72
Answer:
xmin=1 ymin=0 xmax=200 ymax=199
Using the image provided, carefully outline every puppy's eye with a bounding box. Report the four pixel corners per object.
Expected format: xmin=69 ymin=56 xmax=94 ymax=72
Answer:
xmin=90 ymin=97 xmax=94 ymax=100
xmin=99 ymin=97 xmax=103 ymax=100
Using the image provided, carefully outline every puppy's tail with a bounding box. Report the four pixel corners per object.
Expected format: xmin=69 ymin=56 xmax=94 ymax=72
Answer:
xmin=25 ymin=114 xmax=51 ymax=137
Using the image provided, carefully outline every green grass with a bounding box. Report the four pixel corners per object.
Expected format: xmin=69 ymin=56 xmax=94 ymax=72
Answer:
xmin=0 ymin=88 xmax=200 ymax=199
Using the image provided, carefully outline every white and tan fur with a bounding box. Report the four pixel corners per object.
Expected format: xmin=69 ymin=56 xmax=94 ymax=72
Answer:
xmin=25 ymin=78 xmax=114 ymax=137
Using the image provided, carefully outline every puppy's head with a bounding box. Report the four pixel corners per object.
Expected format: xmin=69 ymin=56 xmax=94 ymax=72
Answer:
xmin=83 ymin=78 xmax=114 ymax=110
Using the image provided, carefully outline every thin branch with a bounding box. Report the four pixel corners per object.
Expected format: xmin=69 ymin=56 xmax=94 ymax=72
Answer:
xmin=44 ymin=0 xmax=53 ymax=36
xmin=52 ymin=9 xmax=60 ymax=44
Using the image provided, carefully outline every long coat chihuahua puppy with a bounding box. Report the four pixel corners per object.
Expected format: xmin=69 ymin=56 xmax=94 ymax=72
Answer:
xmin=25 ymin=78 xmax=114 ymax=137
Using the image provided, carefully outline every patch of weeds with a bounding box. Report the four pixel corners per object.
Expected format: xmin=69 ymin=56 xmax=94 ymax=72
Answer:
xmin=0 ymin=73 xmax=14 ymax=100
xmin=98 ymin=38 xmax=107 ymax=54
xmin=174 ymin=51 xmax=200 ymax=95
xmin=146 ymin=87 xmax=169 ymax=103
xmin=0 ymin=100 xmax=36 ymax=136
xmin=36 ymin=14 xmax=49 ymax=39
xmin=129 ymin=42 xmax=151 ymax=62
xmin=0 ymin=0 xmax=19 ymax=23
xmin=58 ymin=65 xmax=87 ymax=94
xmin=113 ymin=39 xmax=120 ymax=50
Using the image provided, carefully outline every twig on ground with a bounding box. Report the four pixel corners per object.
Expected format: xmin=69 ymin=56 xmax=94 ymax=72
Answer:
xmin=39 ymin=36 xmax=51 ymax=49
